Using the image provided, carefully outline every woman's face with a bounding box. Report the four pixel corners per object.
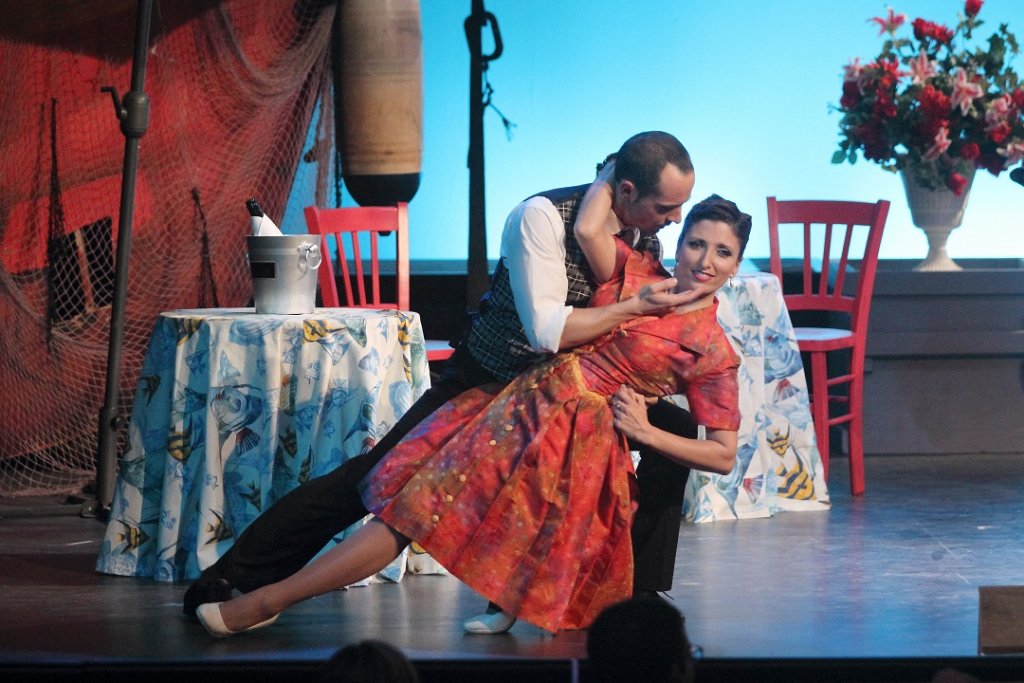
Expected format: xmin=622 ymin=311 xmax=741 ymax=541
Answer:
xmin=673 ymin=219 xmax=742 ymax=298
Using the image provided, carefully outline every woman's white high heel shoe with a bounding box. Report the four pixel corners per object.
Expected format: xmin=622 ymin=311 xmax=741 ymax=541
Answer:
xmin=195 ymin=602 xmax=279 ymax=638
xmin=462 ymin=606 xmax=517 ymax=634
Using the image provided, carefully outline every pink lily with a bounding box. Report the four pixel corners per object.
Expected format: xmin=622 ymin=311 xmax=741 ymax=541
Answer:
xmin=843 ymin=57 xmax=864 ymax=82
xmin=950 ymin=68 xmax=983 ymax=115
xmin=999 ymin=141 xmax=1024 ymax=166
xmin=984 ymin=93 xmax=1012 ymax=127
xmin=923 ymin=126 xmax=952 ymax=160
xmin=909 ymin=50 xmax=937 ymax=85
xmin=869 ymin=7 xmax=907 ymax=36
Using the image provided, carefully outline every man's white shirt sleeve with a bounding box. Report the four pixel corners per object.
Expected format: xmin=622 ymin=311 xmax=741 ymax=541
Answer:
xmin=500 ymin=197 xmax=572 ymax=353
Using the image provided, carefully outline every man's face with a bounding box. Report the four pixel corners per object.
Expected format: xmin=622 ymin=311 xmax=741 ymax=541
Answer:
xmin=613 ymin=164 xmax=695 ymax=234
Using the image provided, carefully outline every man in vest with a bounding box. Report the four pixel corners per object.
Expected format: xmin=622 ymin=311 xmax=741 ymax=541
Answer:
xmin=185 ymin=131 xmax=702 ymax=633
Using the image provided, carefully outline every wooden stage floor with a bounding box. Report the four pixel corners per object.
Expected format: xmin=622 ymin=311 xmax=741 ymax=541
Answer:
xmin=2 ymin=454 xmax=1024 ymax=682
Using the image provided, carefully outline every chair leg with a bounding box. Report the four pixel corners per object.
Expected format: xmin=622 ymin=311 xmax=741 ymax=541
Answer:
xmin=848 ymin=372 xmax=865 ymax=496
xmin=809 ymin=351 xmax=830 ymax=482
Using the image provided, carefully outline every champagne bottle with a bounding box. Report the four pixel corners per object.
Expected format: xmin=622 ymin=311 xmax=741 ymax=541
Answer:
xmin=246 ymin=197 xmax=263 ymax=218
xmin=245 ymin=197 xmax=281 ymax=236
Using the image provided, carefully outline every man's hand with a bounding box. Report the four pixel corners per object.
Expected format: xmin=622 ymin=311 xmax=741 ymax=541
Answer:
xmin=627 ymin=278 xmax=711 ymax=317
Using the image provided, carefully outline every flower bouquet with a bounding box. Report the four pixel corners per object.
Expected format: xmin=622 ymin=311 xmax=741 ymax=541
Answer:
xmin=832 ymin=0 xmax=1024 ymax=196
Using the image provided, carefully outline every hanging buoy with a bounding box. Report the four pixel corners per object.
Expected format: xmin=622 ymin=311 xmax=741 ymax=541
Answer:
xmin=336 ymin=0 xmax=422 ymax=206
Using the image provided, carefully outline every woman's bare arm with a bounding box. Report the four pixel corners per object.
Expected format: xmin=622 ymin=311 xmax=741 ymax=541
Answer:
xmin=610 ymin=386 xmax=737 ymax=475
xmin=572 ymin=162 xmax=621 ymax=283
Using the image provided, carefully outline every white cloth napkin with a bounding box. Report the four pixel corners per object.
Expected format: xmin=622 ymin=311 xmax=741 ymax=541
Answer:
xmin=251 ymin=214 xmax=283 ymax=236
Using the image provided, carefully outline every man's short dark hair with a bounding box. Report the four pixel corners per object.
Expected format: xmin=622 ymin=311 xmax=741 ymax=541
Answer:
xmin=613 ymin=132 xmax=693 ymax=198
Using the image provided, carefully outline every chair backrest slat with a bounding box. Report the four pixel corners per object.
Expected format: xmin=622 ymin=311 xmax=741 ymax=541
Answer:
xmin=332 ymin=232 xmax=351 ymax=307
xmin=303 ymin=203 xmax=411 ymax=311
xmin=767 ymin=197 xmax=890 ymax=331
xmin=833 ymin=224 xmax=855 ymax=298
xmin=817 ymin=222 xmax=832 ymax=298
xmin=369 ymin=233 xmax=380 ymax=305
xmin=802 ymin=223 xmax=814 ymax=297
xmin=351 ymin=233 xmax=366 ymax=305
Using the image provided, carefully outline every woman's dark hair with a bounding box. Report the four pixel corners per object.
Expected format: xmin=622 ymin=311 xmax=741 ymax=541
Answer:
xmin=613 ymin=131 xmax=693 ymax=198
xmin=320 ymin=639 xmax=419 ymax=683
xmin=677 ymin=194 xmax=753 ymax=259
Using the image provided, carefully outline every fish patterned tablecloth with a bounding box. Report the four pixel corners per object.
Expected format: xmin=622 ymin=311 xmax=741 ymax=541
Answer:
xmin=683 ymin=272 xmax=831 ymax=522
xmin=96 ymin=307 xmax=431 ymax=582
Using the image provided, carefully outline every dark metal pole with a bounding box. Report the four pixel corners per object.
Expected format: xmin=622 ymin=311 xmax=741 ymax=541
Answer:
xmin=91 ymin=0 xmax=154 ymax=517
xmin=464 ymin=0 xmax=502 ymax=310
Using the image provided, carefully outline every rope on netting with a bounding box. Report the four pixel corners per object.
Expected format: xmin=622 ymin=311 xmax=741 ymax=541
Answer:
xmin=45 ymin=97 xmax=67 ymax=350
xmin=191 ymin=187 xmax=220 ymax=308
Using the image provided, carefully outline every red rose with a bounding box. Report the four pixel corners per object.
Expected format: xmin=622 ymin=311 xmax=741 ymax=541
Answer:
xmin=877 ymin=59 xmax=902 ymax=82
xmin=914 ymin=118 xmax=945 ymax=144
xmin=918 ymin=85 xmax=951 ymax=120
xmin=912 ymin=18 xmax=955 ymax=44
xmin=935 ymin=24 xmax=955 ymax=43
xmin=912 ymin=18 xmax=928 ymax=40
xmin=1012 ymin=89 xmax=1024 ymax=110
xmin=964 ymin=0 xmax=983 ymax=18
xmin=854 ymin=122 xmax=893 ymax=162
xmin=978 ymin=151 xmax=1006 ymax=175
xmin=873 ymin=94 xmax=898 ymax=118
xmin=988 ymin=122 xmax=1012 ymax=144
xmin=946 ymin=172 xmax=969 ymax=196
xmin=841 ymin=80 xmax=862 ymax=108
xmin=959 ymin=142 xmax=981 ymax=160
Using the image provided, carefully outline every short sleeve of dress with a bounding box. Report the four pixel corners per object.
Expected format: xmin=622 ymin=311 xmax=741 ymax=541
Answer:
xmin=683 ymin=313 xmax=741 ymax=432
xmin=685 ymin=362 xmax=741 ymax=432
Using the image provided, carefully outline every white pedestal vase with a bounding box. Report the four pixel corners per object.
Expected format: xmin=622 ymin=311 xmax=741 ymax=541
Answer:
xmin=900 ymin=168 xmax=976 ymax=272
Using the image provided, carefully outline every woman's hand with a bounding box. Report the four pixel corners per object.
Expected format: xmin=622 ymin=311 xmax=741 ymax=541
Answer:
xmin=612 ymin=386 xmax=738 ymax=475
xmin=592 ymin=158 xmax=616 ymax=192
xmin=610 ymin=385 xmax=652 ymax=441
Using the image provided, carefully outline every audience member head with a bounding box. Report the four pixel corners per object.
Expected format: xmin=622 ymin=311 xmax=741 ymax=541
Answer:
xmin=320 ymin=639 xmax=419 ymax=683
xmin=931 ymin=669 xmax=981 ymax=683
xmin=586 ymin=596 xmax=695 ymax=683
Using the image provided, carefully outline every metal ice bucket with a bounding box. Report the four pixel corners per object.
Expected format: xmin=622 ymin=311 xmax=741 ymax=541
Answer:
xmin=246 ymin=235 xmax=322 ymax=314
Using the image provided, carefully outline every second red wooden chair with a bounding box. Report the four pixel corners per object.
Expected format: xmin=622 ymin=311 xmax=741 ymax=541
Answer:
xmin=766 ymin=197 xmax=890 ymax=495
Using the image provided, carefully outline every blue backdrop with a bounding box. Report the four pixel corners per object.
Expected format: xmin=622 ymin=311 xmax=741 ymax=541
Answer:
xmin=286 ymin=0 xmax=1024 ymax=268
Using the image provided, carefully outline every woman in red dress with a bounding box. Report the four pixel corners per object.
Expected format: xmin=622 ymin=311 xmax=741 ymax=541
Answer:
xmin=196 ymin=190 xmax=751 ymax=636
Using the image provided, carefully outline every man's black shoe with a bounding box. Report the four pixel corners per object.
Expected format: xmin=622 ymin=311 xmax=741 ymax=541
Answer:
xmin=183 ymin=577 xmax=234 ymax=621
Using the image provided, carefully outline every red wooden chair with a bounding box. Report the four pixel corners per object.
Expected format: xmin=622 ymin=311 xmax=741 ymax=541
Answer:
xmin=304 ymin=203 xmax=455 ymax=363
xmin=766 ymin=198 xmax=890 ymax=496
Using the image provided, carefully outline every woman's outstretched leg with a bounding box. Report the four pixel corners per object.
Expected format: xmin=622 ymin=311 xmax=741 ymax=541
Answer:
xmin=208 ymin=518 xmax=410 ymax=633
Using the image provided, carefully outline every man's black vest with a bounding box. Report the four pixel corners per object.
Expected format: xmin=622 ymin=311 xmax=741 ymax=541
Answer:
xmin=465 ymin=184 xmax=663 ymax=382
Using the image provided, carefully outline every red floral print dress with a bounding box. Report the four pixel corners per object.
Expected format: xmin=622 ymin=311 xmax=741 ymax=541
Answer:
xmin=360 ymin=240 xmax=740 ymax=632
